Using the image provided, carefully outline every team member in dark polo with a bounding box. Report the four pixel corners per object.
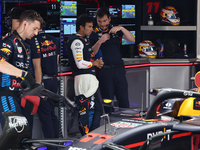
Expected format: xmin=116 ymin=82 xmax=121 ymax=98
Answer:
xmin=89 ymin=7 xmax=135 ymax=114
xmin=26 ymin=24 xmax=60 ymax=150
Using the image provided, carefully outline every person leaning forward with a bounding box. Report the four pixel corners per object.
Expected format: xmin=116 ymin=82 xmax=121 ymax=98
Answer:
xmin=0 ymin=10 xmax=43 ymax=129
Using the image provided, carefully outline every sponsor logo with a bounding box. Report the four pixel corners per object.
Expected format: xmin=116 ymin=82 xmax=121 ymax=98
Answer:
xmin=111 ymin=121 xmax=142 ymax=128
xmin=12 ymin=79 xmax=21 ymax=87
xmin=0 ymin=56 xmax=6 ymax=61
xmin=3 ymin=43 xmax=11 ymax=48
xmin=41 ymin=40 xmax=54 ymax=46
xmin=42 ymin=51 xmax=56 ymax=58
xmin=76 ymin=57 xmax=83 ymax=60
xmin=98 ymin=33 xmax=102 ymax=36
xmin=76 ymin=54 xmax=82 ymax=57
xmin=75 ymin=42 xmax=81 ymax=46
xmin=79 ymin=108 xmax=86 ymax=113
xmin=0 ymin=48 xmax=11 ymax=55
xmin=195 ymin=101 xmax=200 ymax=106
xmin=147 ymin=128 xmax=171 ymax=145
xmin=94 ymin=28 xmax=99 ymax=33
xmin=90 ymin=101 xmax=95 ymax=109
xmin=41 ymin=45 xmax=57 ymax=52
xmin=76 ymin=50 xmax=82 ymax=53
xmin=163 ymin=102 xmax=172 ymax=109
xmin=183 ymin=91 xmax=193 ymax=97
xmin=84 ymin=125 xmax=89 ymax=134
xmin=16 ymin=61 xmax=29 ymax=69
xmin=8 ymin=116 xmax=28 ymax=133
xmin=68 ymin=147 xmax=86 ymax=150
xmin=75 ymin=47 xmax=81 ymax=50
xmin=42 ymin=35 xmax=46 ymax=39
xmin=17 ymin=54 xmax=24 ymax=58
xmin=91 ymin=52 xmax=94 ymax=57
xmin=36 ymin=45 xmax=40 ymax=49
xmin=17 ymin=47 xmax=22 ymax=53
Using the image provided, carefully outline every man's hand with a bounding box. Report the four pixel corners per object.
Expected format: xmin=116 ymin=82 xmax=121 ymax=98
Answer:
xmin=21 ymin=71 xmax=36 ymax=90
xmin=109 ymin=26 xmax=123 ymax=34
xmin=92 ymin=57 xmax=104 ymax=69
xmin=99 ymin=57 xmax=104 ymax=69
xmin=99 ymin=33 xmax=110 ymax=44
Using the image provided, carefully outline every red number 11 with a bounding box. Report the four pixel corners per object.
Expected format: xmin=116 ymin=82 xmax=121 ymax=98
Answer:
xmin=147 ymin=2 xmax=160 ymax=13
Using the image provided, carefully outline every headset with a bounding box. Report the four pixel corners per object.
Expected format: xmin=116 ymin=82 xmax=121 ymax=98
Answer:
xmin=4 ymin=7 xmax=15 ymax=30
xmin=4 ymin=7 xmax=25 ymax=30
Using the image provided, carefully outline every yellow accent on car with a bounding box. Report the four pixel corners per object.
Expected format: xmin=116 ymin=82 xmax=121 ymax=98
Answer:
xmin=103 ymin=99 xmax=112 ymax=103
xmin=178 ymin=97 xmax=200 ymax=117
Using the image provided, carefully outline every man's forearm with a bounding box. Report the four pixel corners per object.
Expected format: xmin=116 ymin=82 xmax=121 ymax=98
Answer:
xmin=32 ymin=58 xmax=42 ymax=83
xmin=121 ymin=27 xmax=135 ymax=42
xmin=0 ymin=61 xmax=23 ymax=77
xmin=92 ymin=40 xmax=102 ymax=55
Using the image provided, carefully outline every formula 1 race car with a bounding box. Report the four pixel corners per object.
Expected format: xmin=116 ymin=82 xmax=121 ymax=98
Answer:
xmin=63 ymin=87 xmax=200 ymax=150
xmin=2 ymin=75 xmax=200 ymax=150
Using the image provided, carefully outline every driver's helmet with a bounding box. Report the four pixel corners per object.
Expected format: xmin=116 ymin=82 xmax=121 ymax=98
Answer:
xmin=160 ymin=6 xmax=180 ymax=26
xmin=138 ymin=40 xmax=157 ymax=58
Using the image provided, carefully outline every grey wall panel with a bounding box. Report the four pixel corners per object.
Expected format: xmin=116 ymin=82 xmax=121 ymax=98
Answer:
xmin=126 ymin=67 xmax=149 ymax=108
xmin=149 ymin=66 xmax=191 ymax=104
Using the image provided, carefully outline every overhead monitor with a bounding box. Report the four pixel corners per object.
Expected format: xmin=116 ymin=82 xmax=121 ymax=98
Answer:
xmin=60 ymin=1 xmax=77 ymax=16
xmin=86 ymin=8 xmax=98 ymax=18
xmin=121 ymin=31 xmax=135 ymax=45
xmin=60 ymin=18 xmax=76 ymax=35
xmin=109 ymin=6 xmax=121 ymax=18
xmin=122 ymin=4 xmax=135 ymax=18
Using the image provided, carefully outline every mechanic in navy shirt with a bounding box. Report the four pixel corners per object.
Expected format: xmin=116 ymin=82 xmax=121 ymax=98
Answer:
xmin=0 ymin=10 xmax=43 ymax=129
xmin=89 ymin=8 xmax=135 ymax=114
xmin=26 ymin=24 xmax=60 ymax=150
xmin=67 ymin=14 xmax=104 ymax=135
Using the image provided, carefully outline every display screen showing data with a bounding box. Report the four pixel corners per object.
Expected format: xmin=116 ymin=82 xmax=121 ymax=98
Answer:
xmin=61 ymin=18 xmax=76 ymax=35
xmin=61 ymin=1 xmax=77 ymax=16
xmin=122 ymin=5 xmax=135 ymax=18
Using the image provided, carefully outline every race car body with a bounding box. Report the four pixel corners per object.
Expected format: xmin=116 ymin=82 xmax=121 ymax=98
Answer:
xmin=2 ymin=86 xmax=200 ymax=150
xmin=63 ymin=88 xmax=200 ymax=150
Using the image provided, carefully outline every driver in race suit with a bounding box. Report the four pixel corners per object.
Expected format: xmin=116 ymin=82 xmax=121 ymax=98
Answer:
xmin=67 ymin=14 xmax=104 ymax=135
xmin=0 ymin=10 xmax=43 ymax=129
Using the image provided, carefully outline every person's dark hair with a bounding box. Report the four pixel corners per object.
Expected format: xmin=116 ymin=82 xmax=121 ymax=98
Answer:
xmin=76 ymin=14 xmax=93 ymax=32
xmin=6 ymin=7 xmax=25 ymax=19
xmin=95 ymin=7 xmax=110 ymax=18
xmin=20 ymin=10 xmax=43 ymax=26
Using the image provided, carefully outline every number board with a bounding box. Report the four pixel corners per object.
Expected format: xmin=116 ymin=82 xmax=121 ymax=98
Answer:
xmin=142 ymin=0 xmax=163 ymax=25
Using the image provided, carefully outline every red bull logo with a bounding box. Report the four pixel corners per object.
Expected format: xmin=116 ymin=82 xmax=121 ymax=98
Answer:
xmin=41 ymin=40 xmax=54 ymax=46
xmin=91 ymin=52 xmax=94 ymax=57
xmin=94 ymin=28 xmax=99 ymax=33
xmin=79 ymin=108 xmax=86 ymax=113
xmin=0 ymin=56 xmax=6 ymax=61
xmin=84 ymin=125 xmax=89 ymax=134
xmin=0 ymin=48 xmax=11 ymax=55
xmin=195 ymin=101 xmax=200 ymax=107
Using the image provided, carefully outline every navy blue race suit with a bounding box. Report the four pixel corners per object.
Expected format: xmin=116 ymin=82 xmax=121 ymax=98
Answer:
xmin=89 ymin=24 xmax=129 ymax=114
xmin=67 ymin=34 xmax=103 ymax=135
xmin=26 ymin=31 xmax=59 ymax=150
xmin=0 ymin=30 xmax=31 ymax=128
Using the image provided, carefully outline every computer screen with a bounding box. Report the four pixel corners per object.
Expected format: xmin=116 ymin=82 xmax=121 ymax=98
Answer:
xmin=60 ymin=18 xmax=76 ymax=35
xmin=122 ymin=4 xmax=135 ymax=18
xmin=121 ymin=31 xmax=135 ymax=45
xmin=60 ymin=1 xmax=77 ymax=17
xmin=109 ymin=6 xmax=121 ymax=18
xmin=86 ymin=8 xmax=98 ymax=18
